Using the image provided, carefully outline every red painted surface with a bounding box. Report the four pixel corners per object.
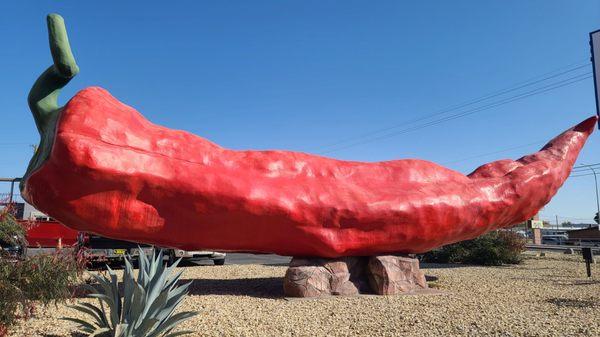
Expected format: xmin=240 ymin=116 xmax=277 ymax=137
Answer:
xmin=22 ymin=87 xmax=597 ymax=257
xmin=22 ymin=220 xmax=79 ymax=247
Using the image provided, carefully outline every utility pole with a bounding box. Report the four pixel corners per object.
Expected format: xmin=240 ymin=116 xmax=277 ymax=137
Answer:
xmin=555 ymin=215 xmax=559 ymax=231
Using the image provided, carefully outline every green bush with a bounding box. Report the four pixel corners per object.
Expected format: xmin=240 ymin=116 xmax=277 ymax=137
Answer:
xmin=0 ymin=250 xmax=85 ymax=335
xmin=422 ymin=230 xmax=526 ymax=266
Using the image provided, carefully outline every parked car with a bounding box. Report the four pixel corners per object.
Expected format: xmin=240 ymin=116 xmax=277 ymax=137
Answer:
xmin=542 ymin=234 xmax=568 ymax=245
xmin=0 ymin=236 xmax=26 ymax=260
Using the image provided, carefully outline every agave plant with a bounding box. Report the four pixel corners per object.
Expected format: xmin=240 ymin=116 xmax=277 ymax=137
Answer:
xmin=64 ymin=249 xmax=197 ymax=337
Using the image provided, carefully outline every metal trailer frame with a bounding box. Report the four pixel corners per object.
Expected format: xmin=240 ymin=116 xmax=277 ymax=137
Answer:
xmin=0 ymin=177 xmax=22 ymax=203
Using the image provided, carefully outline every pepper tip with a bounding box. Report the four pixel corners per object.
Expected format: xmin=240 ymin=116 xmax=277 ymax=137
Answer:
xmin=572 ymin=115 xmax=598 ymax=135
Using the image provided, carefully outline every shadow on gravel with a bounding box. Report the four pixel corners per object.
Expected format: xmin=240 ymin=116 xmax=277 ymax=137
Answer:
xmin=259 ymin=263 xmax=290 ymax=267
xmin=86 ymin=259 xmax=216 ymax=271
xmin=568 ymin=279 xmax=600 ymax=285
xmin=546 ymin=297 xmax=598 ymax=308
xmin=186 ymin=277 xmax=284 ymax=299
xmin=72 ymin=272 xmax=285 ymax=300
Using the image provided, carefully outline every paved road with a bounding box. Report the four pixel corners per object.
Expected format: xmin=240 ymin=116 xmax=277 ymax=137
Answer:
xmin=225 ymin=253 xmax=291 ymax=265
xmin=184 ymin=253 xmax=291 ymax=266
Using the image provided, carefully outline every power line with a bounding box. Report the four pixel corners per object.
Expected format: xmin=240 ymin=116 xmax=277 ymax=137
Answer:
xmin=441 ymin=140 xmax=545 ymax=165
xmin=572 ymin=163 xmax=600 ymax=169
xmin=319 ymin=72 xmax=592 ymax=154
xmin=0 ymin=143 xmax=29 ymax=147
xmin=567 ymin=163 xmax=600 ymax=178
xmin=572 ymin=168 xmax=600 ymax=174
xmin=316 ymin=61 xmax=591 ymax=152
xmin=321 ymin=72 xmax=592 ymax=154
xmin=442 ymin=145 xmax=598 ymax=168
xmin=572 ymin=169 xmax=600 ymax=173
xmin=570 ymin=172 xmax=599 ymax=178
xmin=571 ymin=163 xmax=600 ymax=174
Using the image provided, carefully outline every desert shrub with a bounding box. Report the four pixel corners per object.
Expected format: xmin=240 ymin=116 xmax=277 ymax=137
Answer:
xmin=0 ymin=206 xmax=25 ymax=247
xmin=0 ymin=250 xmax=86 ymax=335
xmin=14 ymin=251 xmax=83 ymax=304
xmin=422 ymin=230 xmax=526 ymax=266
xmin=0 ymin=265 xmax=25 ymax=334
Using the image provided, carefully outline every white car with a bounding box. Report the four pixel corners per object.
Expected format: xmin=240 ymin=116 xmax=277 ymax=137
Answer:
xmin=542 ymin=235 xmax=568 ymax=245
xmin=167 ymin=249 xmax=226 ymax=265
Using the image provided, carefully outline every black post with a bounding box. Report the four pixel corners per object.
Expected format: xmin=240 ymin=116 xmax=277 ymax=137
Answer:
xmin=582 ymin=247 xmax=593 ymax=278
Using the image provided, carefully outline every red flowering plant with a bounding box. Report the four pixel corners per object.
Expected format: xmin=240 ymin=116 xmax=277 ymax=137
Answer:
xmin=0 ymin=202 xmax=86 ymax=336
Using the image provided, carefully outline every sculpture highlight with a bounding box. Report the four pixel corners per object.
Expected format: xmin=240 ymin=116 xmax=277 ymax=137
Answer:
xmin=23 ymin=15 xmax=597 ymax=260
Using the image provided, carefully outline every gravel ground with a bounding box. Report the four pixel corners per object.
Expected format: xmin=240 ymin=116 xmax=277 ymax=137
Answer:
xmin=8 ymin=253 xmax=600 ymax=337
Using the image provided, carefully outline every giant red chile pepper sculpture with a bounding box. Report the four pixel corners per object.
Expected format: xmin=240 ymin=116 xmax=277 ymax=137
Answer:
xmin=22 ymin=15 xmax=597 ymax=258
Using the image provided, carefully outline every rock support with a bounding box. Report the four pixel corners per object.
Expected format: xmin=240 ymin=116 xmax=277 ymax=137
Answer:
xmin=283 ymin=255 xmax=427 ymax=297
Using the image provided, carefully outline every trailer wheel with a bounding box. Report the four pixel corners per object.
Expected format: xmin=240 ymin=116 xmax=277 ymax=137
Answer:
xmin=213 ymin=258 xmax=225 ymax=266
xmin=167 ymin=250 xmax=177 ymax=266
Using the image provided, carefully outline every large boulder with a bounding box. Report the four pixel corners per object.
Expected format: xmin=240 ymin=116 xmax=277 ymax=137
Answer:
xmin=283 ymin=255 xmax=428 ymax=297
xmin=283 ymin=256 xmax=369 ymax=297
xmin=366 ymin=255 xmax=427 ymax=295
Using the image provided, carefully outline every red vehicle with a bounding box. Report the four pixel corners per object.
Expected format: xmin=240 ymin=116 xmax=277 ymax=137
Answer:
xmin=5 ymin=199 xmax=225 ymax=265
xmin=21 ymin=219 xmax=225 ymax=265
xmin=22 ymin=219 xmax=78 ymax=248
xmin=17 ymin=218 xmax=150 ymax=263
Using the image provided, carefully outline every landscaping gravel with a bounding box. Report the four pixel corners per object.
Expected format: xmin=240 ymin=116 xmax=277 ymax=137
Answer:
xmin=8 ymin=253 xmax=600 ymax=337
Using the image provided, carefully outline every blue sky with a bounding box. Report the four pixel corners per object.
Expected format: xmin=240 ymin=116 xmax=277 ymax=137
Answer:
xmin=1 ymin=1 xmax=599 ymax=223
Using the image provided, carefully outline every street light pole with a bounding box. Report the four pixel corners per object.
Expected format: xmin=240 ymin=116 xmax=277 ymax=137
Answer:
xmin=579 ymin=164 xmax=600 ymax=230
xmin=590 ymin=166 xmax=600 ymax=230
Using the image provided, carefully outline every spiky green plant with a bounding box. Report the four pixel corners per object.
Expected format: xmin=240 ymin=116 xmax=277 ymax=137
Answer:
xmin=64 ymin=249 xmax=197 ymax=337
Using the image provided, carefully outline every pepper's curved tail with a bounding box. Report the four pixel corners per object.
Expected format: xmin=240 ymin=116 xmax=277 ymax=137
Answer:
xmin=468 ymin=116 xmax=598 ymax=180
xmin=460 ymin=115 xmax=597 ymax=237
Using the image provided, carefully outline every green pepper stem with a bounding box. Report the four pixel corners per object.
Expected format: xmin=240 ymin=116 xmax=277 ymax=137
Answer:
xmin=22 ymin=14 xmax=79 ymax=194
xmin=27 ymin=13 xmax=79 ymax=134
